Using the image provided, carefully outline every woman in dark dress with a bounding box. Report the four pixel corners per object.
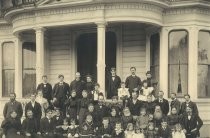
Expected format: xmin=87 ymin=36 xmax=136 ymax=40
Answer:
xmin=66 ymin=90 xmax=78 ymax=121
xmin=1 ymin=110 xmax=22 ymax=138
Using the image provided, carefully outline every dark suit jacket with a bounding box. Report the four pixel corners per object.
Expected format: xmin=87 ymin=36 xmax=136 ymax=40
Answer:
xmin=52 ymin=82 xmax=70 ymax=101
xmin=157 ymin=126 xmax=171 ymax=138
xmin=22 ymin=117 xmax=39 ymax=134
xmin=25 ymin=101 xmax=42 ymax=120
xmin=180 ymin=101 xmax=198 ymax=115
xmin=154 ymin=98 xmax=169 ymax=115
xmin=180 ymin=114 xmax=203 ymax=136
xmin=69 ymin=79 xmax=85 ymax=99
xmin=37 ymin=83 xmax=53 ymax=102
xmin=125 ymin=75 xmax=141 ymax=93
xmin=107 ymin=75 xmax=121 ymax=99
xmin=127 ymin=99 xmax=143 ymax=116
xmin=170 ymin=98 xmax=181 ymax=114
xmin=40 ymin=117 xmax=55 ymax=134
xmin=3 ymin=100 xmax=23 ymax=119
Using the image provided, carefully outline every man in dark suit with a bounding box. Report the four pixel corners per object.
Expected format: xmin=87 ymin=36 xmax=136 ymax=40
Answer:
xmin=40 ymin=109 xmax=55 ymax=138
xmin=94 ymin=94 xmax=110 ymax=128
xmin=3 ymin=93 xmax=23 ymax=120
xmin=154 ymin=91 xmax=169 ymax=115
xmin=170 ymin=92 xmax=181 ymax=114
xmin=69 ymin=72 xmax=85 ymax=99
xmin=106 ymin=68 xmax=121 ymax=99
xmin=37 ymin=75 xmax=53 ymax=105
xmin=180 ymin=106 xmax=203 ymax=138
xmin=127 ymin=91 xmax=143 ymax=119
xmin=180 ymin=94 xmax=198 ymax=116
xmin=52 ymin=74 xmax=70 ymax=115
xmin=25 ymin=93 xmax=42 ymax=121
xmin=125 ymin=67 xmax=142 ymax=96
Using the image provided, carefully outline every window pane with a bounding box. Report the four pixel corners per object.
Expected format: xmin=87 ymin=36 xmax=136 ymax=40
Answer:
xmin=150 ymin=33 xmax=160 ymax=95
xmin=198 ymin=31 xmax=210 ymax=98
xmin=2 ymin=42 xmax=15 ymax=97
xmin=22 ymin=42 xmax=36 ymax=97
xmin=2 ymin=70 xmax=15 ymax=97
xmin=169 ymin=31 xmax=188 ymax=97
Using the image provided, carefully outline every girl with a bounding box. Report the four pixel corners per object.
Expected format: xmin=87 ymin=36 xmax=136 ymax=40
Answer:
xmin=36 ymin=90 xmax=49 ymax=118
xmin=172 ymin=123 xmax=186 ymax=138
xmin=79 ymin=114 xmax=95 ymax=138
xmin=138 ymin=80 xmax=154 ymax=102
xmin=109 ymin=107 xmax=121 ymax=129
xmin=78 ymin=90 xmax=91 ymax=126
xmin=66 ymin=90 xmax=78 ymax=121
xmin=67 ymin=119 xmax=79 ymax=138
xmin=112 ymin=122 xmax=124 ymax=138
xmin=118 ymin=82 xmax=129 ymax=100
xmin=124 ymin=123 xmax=135 ymax=138
xmin=91 ymin=83 xmax=101 ymax=105
xmin=121 ymin=107 xmax=133 ymax=130
xmin=1 ymin=110 xmax=22 ymax=138
xmin=136 ymin=107 xmax=149 ymax=132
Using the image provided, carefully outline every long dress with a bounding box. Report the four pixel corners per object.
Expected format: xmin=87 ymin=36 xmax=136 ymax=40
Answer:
xmin=36 ymin=95 xmax=49 ymax=118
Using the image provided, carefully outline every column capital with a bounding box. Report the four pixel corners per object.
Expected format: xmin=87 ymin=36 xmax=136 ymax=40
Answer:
xmin=95 ymin=21 xmax=107 ymax=28
xmin=34 ymin=27 xmax=46 ymax=33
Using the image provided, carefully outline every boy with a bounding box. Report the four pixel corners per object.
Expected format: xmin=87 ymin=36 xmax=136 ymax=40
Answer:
xmin=40 ymin=109 xmax=55 ymax=138
xmin=22 ymin=110 xmax=41 ymax=138
xmin=157 ymin=118 xmax=171 ymax=138
xmin=79 ymin=114 xmax=95 ymax=138
xmin=96 ymin=117 xmax=112 ymax=138
xmin=112 ymin=122 xmax=124 ymax=138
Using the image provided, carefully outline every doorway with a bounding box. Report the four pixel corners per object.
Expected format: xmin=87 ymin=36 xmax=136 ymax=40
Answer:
xmin=76 ymin=32 xmax=117 ymax=84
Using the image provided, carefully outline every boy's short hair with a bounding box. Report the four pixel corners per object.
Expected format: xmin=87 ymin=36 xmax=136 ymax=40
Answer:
xmin=82 ymin=90 xmax=88 ymax=93
xmin=9 ymin=92 xmax=16 ymax=97
xmin=42 ymin=75 xmax=47 ymax=78
xmin=110 ymin=67 xmax=116 ymax=71
xmin=102 ymin=117 xmax=109 ymax=121
xmin=58 ymin=74 xmax=64 ymax=78
xmin=161 ymin=118 xmax=168 ymax=123
xmin=142 ymin=80 xmax=148 ymax=84
xmin=184 ymin=94 xmax=190 ymax=98
xmin=130 ymin=67 xmax=136 ymax=70
xmin=26 ymin=109 xmax=33 ymax=114
xmin=120 ymin=82 xmax=125 ymax=85
xmin=88 ymin=103 xmax=94 ymax=107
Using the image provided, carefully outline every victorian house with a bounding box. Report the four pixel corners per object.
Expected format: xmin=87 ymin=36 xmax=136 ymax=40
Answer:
xmin=0 ymin=0 xmax=210 ymax=136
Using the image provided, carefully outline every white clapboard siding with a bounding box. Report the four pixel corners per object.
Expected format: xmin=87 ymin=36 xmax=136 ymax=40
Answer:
xmin=48 ymin=29 xmax=71 ymax=85
xmin=122 ymin=24 xmax=146 ymax=81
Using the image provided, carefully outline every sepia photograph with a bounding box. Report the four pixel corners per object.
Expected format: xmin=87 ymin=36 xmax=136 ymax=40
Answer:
xmin=0 ymin=0 xmax=210 ymax=137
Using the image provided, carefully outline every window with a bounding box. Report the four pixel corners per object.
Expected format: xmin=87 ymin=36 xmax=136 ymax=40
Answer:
xmin=2 ymin=42 xmax=15 ymax=97
xmin=22 ymin=42 xmax=36 ymax=97
xmin=198 ymin=31 xmax=210 ymax=98
xmin=150 ymin=33 xmax=160 ymax=95
xmin=168 ymin=30 xmax=188 ymax=97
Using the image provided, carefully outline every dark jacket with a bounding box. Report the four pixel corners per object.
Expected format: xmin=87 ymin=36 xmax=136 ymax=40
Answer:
xmin=127 ymin=99 xmax=143 ymax=116
xmin=22 ymin=117 xmax=40 ymax=134
xmin=125 ymin=75 xmax=141 ymax=93
xmin=40 ymin=117 xmax=55 ymax=135
xmin=154 ymin=98 xmax=169 ymax=115
xmin=37 ymin=83 xmax=53 ymax=102
xmin=3 ymin=100 xmax=23 ymax=119
xmin=70 ymin=79 xmax=85 ymax=99
xmin=180 ymin=114 xmax=203 ymax=137
xmin=25 ymin=101 xmax=42 ymax=120
xmin=52 ymin=82 xmax=70 ymax=103
xmin=170 ymin=98 xmax=181 ymax=114
xmin=107 ymin=75 xmax=121 ymax=99
xmin=180 ymin=101 xmax=198 ymax=115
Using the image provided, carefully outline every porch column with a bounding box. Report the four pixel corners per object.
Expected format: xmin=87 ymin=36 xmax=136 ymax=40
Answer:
xmin=0 ymin=41 xmax=2 ymax=98
xmin=96 ymin=22 xmax=106 ymax=95
xmin=159 ymin=27 xmax=169 ymax=98
xmin=188 ymin=27 xmax=199 ymax=100
xmin=14 ymin=34 xmax=23 ymax=98
xmin=35 ymin=27 xmax=46 ymax=86
xmin=146 ymin=34 xmax=151 ymax=71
